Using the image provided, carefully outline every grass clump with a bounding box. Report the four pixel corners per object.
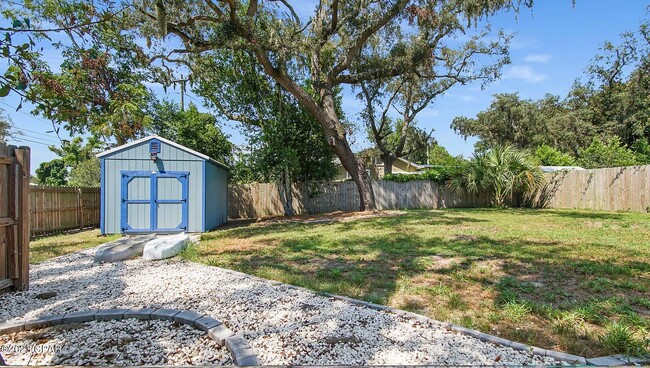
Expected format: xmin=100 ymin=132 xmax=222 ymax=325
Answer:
xmin=599 ymin=322 xmax=649 ymax=357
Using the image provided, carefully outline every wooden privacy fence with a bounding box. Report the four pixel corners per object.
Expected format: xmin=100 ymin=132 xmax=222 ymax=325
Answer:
xmin=228 ymin=180 xmax=491 ymax=219
xmin=29 ymin=186 xmax=100 ymax=237
xmin=227 ymin=165 xmax=650 ymax=219
xmin=0 ymin=144 xmax=30 ymax=293
xmin=539 ymin=165 xmax=650 ymax=212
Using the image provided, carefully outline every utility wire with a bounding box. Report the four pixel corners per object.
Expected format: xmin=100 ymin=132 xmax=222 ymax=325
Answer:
xmin=8 ymin=137 xmax=51 ymax=147
xmin=14 ymin=126 xmax=58 ymax=138
xmin=0 ymin=100 xmax=55 ymax=126
xmin=15 ymin=133 xmax=57 ymax=144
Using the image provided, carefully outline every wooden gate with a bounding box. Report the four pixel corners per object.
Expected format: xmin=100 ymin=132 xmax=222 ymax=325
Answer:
xmin=0 ymin=144 xmax=30 ymax=293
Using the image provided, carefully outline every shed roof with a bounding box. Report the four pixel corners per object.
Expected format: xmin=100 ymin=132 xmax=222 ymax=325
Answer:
xmin=96 ymin=135 xmax=229 ymax=169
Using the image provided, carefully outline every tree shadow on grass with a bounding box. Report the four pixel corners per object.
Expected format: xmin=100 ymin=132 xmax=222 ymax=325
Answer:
xmin=518 ymin=209 xmax=629 ymax=220
xmin=210 ymin=226 xmax=649 ymax=357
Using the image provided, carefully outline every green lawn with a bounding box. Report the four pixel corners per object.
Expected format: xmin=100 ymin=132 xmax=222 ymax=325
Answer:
xmin=184 ymin=208 xmax=650 ymax=357
xmin=30 ymin=230 xmax=120 ymax=264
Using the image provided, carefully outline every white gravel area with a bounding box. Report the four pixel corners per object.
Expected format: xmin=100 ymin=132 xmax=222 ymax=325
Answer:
xmin=0 ymin=319 xmax=231 ymax=365
xmin=0 ymin=248 xmax=559 ymax=365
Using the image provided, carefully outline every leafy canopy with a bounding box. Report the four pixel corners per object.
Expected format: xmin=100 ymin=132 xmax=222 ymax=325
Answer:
xmin=534 ymin=145 xmax=576 ymax=167
xmin=149 ymin=100 xmax=233 ymax=165
xmin=577 ymin=137 xmax=640 ymax=169
xmin=35 ymin=158 xmax=68 ymax=186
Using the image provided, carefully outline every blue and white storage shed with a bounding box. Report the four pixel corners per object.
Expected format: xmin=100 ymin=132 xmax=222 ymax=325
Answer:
xmin=97 ymin=135 xmax=228 ymax=234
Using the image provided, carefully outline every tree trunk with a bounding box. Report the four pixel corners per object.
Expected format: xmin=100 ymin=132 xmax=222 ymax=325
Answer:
xmin=252 ymin=52 xmax=376 ymax=211
xmin=277 ymin=164 xmax=294 ymax=217
xmin=334 ymin=138 xmax=376 ymax=211
xmin=382 ymin=154 xmax=395 ymax=176
xmin=320 ymin=89 xmax=376 ymax=211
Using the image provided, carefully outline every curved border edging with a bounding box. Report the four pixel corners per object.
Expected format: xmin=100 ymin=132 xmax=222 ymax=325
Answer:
xmin=215 ymin=266 xmax=588 ymax=366
xmin=0 ymin=308 xmax=258 ymax=366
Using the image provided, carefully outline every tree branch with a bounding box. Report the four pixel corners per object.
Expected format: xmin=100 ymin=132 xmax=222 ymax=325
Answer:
xmin=0 ymin=6 xmax=130 ymax=33
xmin=328 ymin=0 xmax=408 ymax=81
xmin=247 ymin=0 xmax=258 ymax=16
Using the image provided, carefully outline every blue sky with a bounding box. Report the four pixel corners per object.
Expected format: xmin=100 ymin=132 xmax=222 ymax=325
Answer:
xmin=2 ymin=1 xmax=648 ymax=173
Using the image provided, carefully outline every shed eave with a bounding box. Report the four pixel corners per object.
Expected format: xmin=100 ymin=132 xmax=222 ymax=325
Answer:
xmin=96 ymin=134 xmax=230 ymax=170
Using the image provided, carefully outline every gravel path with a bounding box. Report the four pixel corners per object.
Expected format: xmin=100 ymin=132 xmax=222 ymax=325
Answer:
xmin=1 ymin=319 xmax=231 ymax=365
xmin=0 ymin=248 xmax=559 ymax=365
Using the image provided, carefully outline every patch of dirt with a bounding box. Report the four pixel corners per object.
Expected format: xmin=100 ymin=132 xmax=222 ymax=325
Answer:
xmin=469 ymin=258 xmax=507 ymax=282
xmin=451 ymin=235 xmax=479 ymax=242
xmin=394 ymin=294 xmax=429 ymax=311
xmin=205 ymin=237 xmax=279 ymax=254
xmin=585 ymin=221 xmax=603 ymax=228
xmin=424 ymin=255 xmax=465 ymax=271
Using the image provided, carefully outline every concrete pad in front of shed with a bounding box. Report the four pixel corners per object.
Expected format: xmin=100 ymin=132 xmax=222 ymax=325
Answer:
xmin=94 ymin=235 xmax=156 ymax=263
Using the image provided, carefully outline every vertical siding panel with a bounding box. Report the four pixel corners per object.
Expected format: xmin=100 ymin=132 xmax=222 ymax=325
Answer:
xmin=102 ymin=139 xmax=227 ymax=233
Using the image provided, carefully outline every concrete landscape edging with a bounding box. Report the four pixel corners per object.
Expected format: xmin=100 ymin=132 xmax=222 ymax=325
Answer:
xmin=0 ymin=308 xmax=258 ymax=366
xmin=217 ymin=266 xmax=592 ymax=365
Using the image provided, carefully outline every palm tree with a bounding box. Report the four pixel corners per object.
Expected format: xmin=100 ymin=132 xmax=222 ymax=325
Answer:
xmin=449 ymin=145 xmax=545 ymax=207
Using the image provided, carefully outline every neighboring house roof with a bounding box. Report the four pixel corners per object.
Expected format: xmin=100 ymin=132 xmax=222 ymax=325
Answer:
xmin=96 ymin=134 xmax=229 ymax=169
xmin=382 ymin=157 xmax=433 ymax=170
xmin=333 ymin=156 xmax=432 ymax=170
xmin=539 ymin=166 xmax=585 ymax=173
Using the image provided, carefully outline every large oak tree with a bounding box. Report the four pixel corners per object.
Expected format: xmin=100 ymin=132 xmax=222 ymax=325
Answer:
xmin=126 ymin=0 xmax=531 ymax=210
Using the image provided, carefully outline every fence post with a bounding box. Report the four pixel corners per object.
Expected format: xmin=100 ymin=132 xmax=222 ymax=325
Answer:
xmin=14 ymin=147 xmax=30 ymax=291
xmin=78 ymin=187 xmax=84 ymax=231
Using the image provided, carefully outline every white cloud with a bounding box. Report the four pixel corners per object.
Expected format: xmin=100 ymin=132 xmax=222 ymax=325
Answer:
xmin=524 ymin=54 xmax=553 ymax=63
xmin=461 ymin=95 xmax=475 ymax=102
xmin=502 ymin=65 xmax=547 ymax=83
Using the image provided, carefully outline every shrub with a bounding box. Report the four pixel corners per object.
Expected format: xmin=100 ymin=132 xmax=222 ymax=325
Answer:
xmin=449 ymin=145 xmax=545 ymax=207
xmin=383 ymin=165 xmax=464 ymax=183
xmin=577 ymin=137 xmax=639 ymax=169
xmin=631 ymin=138 xmax=650 ymax=164
xmin=534 ymin=145 xmax=577 ymax=166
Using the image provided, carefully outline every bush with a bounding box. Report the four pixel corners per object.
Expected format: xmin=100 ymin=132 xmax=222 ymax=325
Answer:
xmin=449 ymin=145 xmax=545 ymax=207
xmin=534 ymin=145 xmax=576 ymax=166
xmin=578 ymin=137 xmax=640 ymax=169
xmin=631 ymin=138 xmax=650 ymax=164
xmin=68 ymin=157 xmax=100 ymax=187
xmin=383 ymin=165 xmax=464 ymax=183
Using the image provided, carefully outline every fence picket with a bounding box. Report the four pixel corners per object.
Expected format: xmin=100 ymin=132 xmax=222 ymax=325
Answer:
xmin=29 ymin=186 xmax=100 ymax=237
xmin=227 ymin=165 xmax=650 ymax=219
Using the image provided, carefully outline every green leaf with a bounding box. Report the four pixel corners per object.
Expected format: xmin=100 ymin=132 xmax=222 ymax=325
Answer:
xmin=0 ymin=84 xmax=10 ymax=97
xmin=16 ymin=82 xmax=27 ymax=91
xmin=12 ymin=19 xmax=22 ymax=28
